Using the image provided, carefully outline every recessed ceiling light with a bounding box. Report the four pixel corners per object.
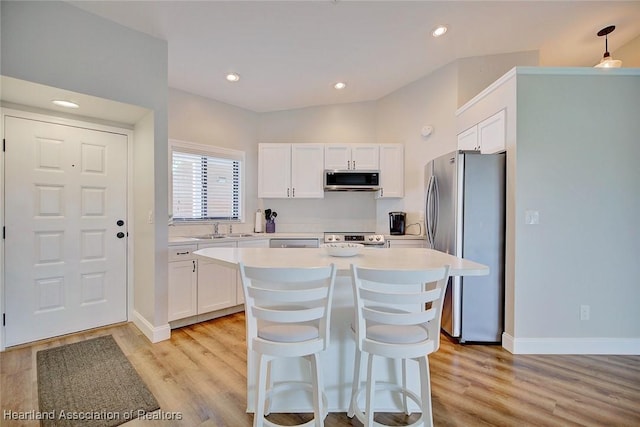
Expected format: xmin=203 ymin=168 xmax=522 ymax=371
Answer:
xmin=226 ymin=73 xmax=240 ymax=82
xmin=334 ymin=82 xmax=347 ymax=90
xmin=432 ymin=25 xmax=448 ymax=37
xmin=52 ymin=99 xmax=79 ymax=109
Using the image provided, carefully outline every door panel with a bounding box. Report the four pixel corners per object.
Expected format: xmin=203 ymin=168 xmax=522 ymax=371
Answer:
xmin=4 ymin=116 xmax=128 ymax=346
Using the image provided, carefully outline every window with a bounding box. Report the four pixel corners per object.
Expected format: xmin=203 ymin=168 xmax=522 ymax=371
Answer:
xmin=170 ymin=140 xmax=244 ymax=223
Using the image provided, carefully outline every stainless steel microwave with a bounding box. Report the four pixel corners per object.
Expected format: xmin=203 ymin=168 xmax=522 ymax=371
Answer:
xmin=324 ymin=170 xmax=381 ymax=191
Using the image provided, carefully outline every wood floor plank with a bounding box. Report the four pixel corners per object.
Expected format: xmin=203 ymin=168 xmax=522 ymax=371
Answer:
xmin=1 ymin=312 xmax=639 ymax=426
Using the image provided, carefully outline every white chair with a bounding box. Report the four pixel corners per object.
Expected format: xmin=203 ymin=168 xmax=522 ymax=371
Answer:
xmin=239 ymin=262 xmax=337 ymax=427
xmin=347 ymin=264 xmax=451 ymax=427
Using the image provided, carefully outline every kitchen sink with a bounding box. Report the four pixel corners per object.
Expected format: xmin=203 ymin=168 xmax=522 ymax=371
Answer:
xmin=193 ymin=233 xmax=254 ymax=240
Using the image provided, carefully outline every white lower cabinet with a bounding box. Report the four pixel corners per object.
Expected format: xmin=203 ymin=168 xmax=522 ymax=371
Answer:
xmin=197 ymin=241 xmax=238 ymax=314
xmin=168 ymin=245 xmax=198 ymax=322
xmin=169 ymin=239 xmax=271 ymax=322
xmin=386 ymin=239 xmax=426 ymax=248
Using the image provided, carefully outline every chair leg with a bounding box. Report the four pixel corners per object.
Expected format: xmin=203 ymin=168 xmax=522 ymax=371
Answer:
xmin=365 ymin=353 xmax=376 ymax=427
xmin=254 ymin=355 xmax=270 ymax=427
xmin=264 ymin=358 xmax=273 ymax=416
xmin=348 ymin=348 xmax=363 ymax=418
xmin=308 ymin=353 xmax=323 ymax=427
xmin=402 ymin=358 xmax=410 ymax=415
xmin=419 ymin=356 xmax=434 ymax=427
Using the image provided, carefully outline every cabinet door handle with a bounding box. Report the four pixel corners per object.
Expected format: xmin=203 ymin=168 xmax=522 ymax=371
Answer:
xmin=292 ymin=187 xmax=295 ymax=197
xmin=353 ymin=160 xmax=356 ymax=169
xmin=287 ymin=188 xmax=290 ymax=197
xmin=176 ymin=251 xmax=190 ymax=255
xmin=192 ymin=260 xmax=196 ymax=272
xmin=347 ymin=160 xmax=351 ymax=170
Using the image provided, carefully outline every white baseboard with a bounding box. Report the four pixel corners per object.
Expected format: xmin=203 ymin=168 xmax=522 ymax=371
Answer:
xmin=502 ymin=333 xmax=640 ymax=355
xmin=132 ymin=310 xmax=171 ymax=343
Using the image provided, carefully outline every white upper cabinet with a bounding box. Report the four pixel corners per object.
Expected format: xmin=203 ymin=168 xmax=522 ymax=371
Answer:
xmin=291 ymin=144 xmax=325 ymax=198
xmin=477 ymin=109 xmax=506 ymax=154
xmin=258 ymin=143 xmax=324 ymax=198
xmin=258 ymin=144 xmax=290 ymax=198
xmin=377 ymin=144 xmax=404 ymax=198
xmin=324 ymin=144 xmax=379 ymax=170
xmin=456 ymin=110 xmax=506 ymax=154
xmin=457 ymin=125 xmax=479 ymax=151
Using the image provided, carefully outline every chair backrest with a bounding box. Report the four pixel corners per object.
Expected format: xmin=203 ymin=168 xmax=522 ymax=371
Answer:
xmin=239 ymin=262 xmax=337 ymax=350
xmin=350 ymin=264 xmax=451 ymax=355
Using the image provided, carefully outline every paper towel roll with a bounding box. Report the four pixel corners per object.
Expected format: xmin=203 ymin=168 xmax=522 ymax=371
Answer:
xmin=254 ymin=210 xmax=263 ymax=233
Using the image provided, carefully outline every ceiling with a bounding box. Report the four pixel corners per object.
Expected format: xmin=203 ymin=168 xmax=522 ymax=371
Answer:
xmin=40 ymin=1 xmax=640 ymax=113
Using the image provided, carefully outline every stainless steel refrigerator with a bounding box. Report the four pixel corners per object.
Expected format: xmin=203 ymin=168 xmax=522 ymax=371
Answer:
xmin=425 ymin=151 xmax=505 ymax=343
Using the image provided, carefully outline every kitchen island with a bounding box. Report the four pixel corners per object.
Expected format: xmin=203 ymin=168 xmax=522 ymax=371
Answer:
xmin=194 ymin=247 xmax=488 ymax=413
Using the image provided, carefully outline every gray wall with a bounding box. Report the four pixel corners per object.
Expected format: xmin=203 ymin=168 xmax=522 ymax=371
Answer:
xmin=1 ymin=1 xmax=169 ymax=330
xmin=515 ymin=72 xmax=640 ymax=341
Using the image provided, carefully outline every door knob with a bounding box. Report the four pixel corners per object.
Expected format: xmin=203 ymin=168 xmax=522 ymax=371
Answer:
xmin=117 ymin=232 xmax=125 ymax=239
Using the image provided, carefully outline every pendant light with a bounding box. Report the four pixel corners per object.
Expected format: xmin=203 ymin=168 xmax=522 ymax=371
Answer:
xmin=594 ymin=25 xmax=622 ymax=68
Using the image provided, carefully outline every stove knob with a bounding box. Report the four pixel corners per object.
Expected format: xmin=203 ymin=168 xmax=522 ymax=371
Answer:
xmin=335 ymin=236 xmax=341 ymax=241
xmin=368 ymin=236 xmax=374 ymax=242
xmin=375 ymin=235 xmax=381 ymax=241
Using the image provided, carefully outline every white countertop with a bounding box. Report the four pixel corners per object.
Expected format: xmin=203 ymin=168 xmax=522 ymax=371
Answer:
xmin=193 ymin=247 xmax=487 ymax=276
xmin=169 ymin=232 xmax=426 ymax=245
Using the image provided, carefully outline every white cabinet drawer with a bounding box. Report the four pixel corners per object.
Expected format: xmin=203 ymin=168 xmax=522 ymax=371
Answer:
xmin=169 ymin=245 xmax=197 ymax=261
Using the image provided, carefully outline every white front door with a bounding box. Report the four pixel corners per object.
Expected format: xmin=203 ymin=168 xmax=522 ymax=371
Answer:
xmin=4 ymin=115 xmax=128 ymax=346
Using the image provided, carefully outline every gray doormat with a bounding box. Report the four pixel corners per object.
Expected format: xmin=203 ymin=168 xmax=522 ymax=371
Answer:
xmin=37 ymin=335 xmax=160 ymax=427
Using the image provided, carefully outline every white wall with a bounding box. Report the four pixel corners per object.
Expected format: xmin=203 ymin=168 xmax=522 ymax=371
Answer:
xmin=168 ymin=89 xmax=258 ymax=236
xmin=166 ymin=53 xmax=538 ymax=237
xmin=512 ymin=70 xmax=640 ymax=352
xmin=457 ymin=50 xmax=539 ymax=107
xmin=613 ymin=34 xmax=640 ymax=67
xmin=257 ymin=102 xmax=379 ymax=233
xmin=1 ymin=1 xmax=170 ymax=339
xmin=374 ymin=62 xmax=459 ymax=232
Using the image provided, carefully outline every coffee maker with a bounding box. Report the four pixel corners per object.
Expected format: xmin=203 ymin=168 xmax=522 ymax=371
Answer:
xmin=388 ymin=212 xmax=406 ymax=235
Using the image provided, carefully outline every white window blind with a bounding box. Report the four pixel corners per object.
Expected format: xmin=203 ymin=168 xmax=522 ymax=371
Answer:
xmin=172 ymin=147 xmax=242 ymax=221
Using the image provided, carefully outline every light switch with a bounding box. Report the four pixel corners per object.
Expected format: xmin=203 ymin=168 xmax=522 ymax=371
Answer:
xmin=525 ymin=210 xmax=539 ymax=225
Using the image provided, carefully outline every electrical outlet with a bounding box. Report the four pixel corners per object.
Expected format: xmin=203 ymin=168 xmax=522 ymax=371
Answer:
xmin=525 ymin=210 xmax=539 ymax=225
xmin=580 ymin=305 xmax=590 ymax=321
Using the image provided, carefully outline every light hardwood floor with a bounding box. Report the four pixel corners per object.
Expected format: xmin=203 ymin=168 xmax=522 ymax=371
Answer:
xmin=1 ymin=313 xmax=639 ymax=426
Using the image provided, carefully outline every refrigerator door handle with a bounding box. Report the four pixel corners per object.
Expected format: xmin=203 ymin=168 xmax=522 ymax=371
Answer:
xmin=433 ymin=176 xmax=439 ymax=243
xmin=425 ymin=175 xmax=437 ymax=248
xmin=425 ymin=177 xmax=432 ymax=247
